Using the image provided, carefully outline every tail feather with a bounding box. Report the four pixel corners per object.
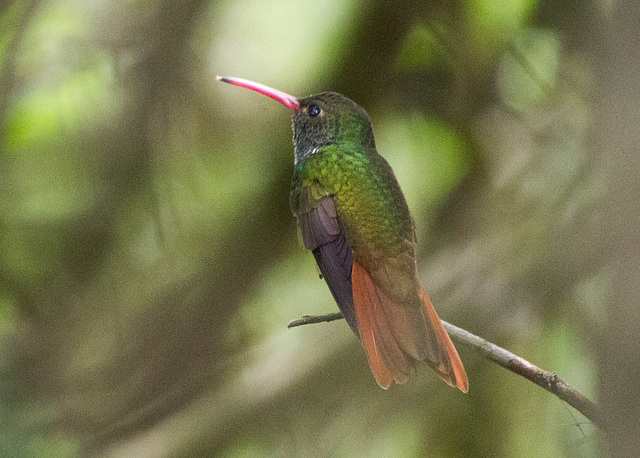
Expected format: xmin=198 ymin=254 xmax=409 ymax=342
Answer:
xmin=419 ymin=287 xmax=469 ymax=393
xmin=377 ymin=283 xmax=431 ymax=361
xmin=352 ymin=262 xmax=412 ymax=387
xmin=351 ymin=260 xmax=468 ymax=392
xmin=352 ymin=266 xmax=393 ymax=388
xmin=370 ymin=303 xmax=413 ymax=384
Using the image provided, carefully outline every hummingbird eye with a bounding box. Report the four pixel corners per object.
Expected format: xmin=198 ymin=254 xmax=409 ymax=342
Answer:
xmin=308 ymin=104 xmax=321 ymax=118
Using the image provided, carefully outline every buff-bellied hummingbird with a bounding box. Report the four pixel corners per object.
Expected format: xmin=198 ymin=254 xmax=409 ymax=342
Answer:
xmin=217 ymin=75 xmax=468 ymax=392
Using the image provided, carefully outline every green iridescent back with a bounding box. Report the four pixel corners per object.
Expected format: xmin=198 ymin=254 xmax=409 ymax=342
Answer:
xmin=289 ymin=92 xmax=416 ymax=271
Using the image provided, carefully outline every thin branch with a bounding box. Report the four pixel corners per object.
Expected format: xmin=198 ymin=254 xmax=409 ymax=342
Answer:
xmin=288 ymin=313 xmax=344 ymax=327
xmin=288 ymin=312 xmax=603 ymax=428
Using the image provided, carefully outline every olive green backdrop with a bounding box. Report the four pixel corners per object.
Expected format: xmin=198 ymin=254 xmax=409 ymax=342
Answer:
xmin=1 ymin=0 xmax=638 ymax=456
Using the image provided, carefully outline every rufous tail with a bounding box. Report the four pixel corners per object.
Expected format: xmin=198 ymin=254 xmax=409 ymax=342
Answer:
xmin=351 ymin=260 xmax=468 ymax=392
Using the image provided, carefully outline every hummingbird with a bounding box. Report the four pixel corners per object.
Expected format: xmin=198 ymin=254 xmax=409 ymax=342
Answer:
xmin=218 ymin=76 xmax=468 ymax=392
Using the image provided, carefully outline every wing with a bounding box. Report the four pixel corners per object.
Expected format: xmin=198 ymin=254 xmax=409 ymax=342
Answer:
xmin=293 ymin=185 xmax=358 ymax=334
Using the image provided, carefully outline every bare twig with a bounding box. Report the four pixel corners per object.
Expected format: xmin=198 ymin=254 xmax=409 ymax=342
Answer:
xmin=288 ymin=313 xmax=344 ymax=327
xmin=288 ymin=312 xmax=603 ymax=428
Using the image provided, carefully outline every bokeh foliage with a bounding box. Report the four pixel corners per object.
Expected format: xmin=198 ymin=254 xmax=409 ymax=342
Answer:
xmin=1 ymin=0 xmax=637 ymax=456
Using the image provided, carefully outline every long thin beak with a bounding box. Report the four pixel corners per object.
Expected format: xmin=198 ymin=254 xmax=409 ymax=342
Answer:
xmin=217 ymin=76 xmax=300 ymax=110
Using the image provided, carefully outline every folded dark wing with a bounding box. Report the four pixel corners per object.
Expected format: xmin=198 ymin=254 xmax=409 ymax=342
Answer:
xmin=297 ymin=195 xmax=358 ymax=334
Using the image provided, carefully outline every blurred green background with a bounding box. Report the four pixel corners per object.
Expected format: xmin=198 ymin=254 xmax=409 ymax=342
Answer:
xmin=1 ymin=0 xmax=639 ymax=456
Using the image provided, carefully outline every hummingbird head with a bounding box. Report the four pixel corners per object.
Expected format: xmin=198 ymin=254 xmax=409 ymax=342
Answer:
xmin=217 ymin=76 xmax=375 ymax=164
xmin=292 ymin=93 xmax=375 ymax=164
